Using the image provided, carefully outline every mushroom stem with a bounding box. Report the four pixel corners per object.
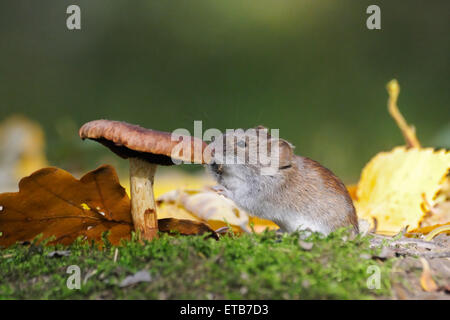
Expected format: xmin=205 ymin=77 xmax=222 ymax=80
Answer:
xmin=129 ymin=157 xmax=158 ymax=240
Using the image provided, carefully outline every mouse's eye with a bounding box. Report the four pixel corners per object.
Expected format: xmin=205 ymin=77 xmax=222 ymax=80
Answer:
xmin=237 ymin=140 xmax=246 ymax=148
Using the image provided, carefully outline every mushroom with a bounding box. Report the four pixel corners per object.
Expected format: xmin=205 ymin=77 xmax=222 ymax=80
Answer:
xmin=79 ymin=120 xmax=208 ymax=240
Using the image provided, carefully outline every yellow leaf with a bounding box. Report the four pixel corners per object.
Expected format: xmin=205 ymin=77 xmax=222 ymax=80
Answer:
xmin=157 ymin=188 xmax=279 ymax=233
xmin=157 ymin=188 xmax=250 ymax=231
xmin=346 ymin=184 xmax=358 ymax=201
xmin=354 ymin=146 xmax=450 ymax=234
xmin=0 ymin=115 xmax=47 ymax=192
xmin=409 ymin=222 xmax=450 ymax=240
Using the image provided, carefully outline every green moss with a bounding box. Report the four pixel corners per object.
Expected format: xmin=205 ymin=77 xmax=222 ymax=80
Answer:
xmin=0 ymin=229 xmax=393 ymax=299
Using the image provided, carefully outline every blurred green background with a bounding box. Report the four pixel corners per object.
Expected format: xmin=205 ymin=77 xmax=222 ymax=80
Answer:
xmin=0 ymin=0 xmax=449 ymax=182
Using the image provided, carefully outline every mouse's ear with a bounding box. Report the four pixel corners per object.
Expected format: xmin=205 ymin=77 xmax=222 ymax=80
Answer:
xmin=277 ymin=139 xmax=294 ymax=169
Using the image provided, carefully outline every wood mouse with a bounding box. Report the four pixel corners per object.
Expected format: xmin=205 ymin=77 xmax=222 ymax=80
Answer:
xmin=206 ymin=126 xmax=359 ymax=235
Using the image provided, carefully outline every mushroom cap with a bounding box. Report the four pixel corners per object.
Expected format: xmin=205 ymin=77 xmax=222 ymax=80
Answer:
xmin=79 ymin=120 xmax=209 ymax=165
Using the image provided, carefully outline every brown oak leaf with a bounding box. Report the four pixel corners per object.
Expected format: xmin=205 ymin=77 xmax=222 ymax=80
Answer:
xmin=0 ymin=165 xmax=133 ymax=247
xmin=158 ymin=218 xmax=219 ymax=240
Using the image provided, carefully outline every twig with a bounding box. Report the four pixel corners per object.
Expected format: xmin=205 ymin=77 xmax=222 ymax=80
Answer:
xmin=394 ymin=249 xmax=450 ymax=259
xmin=370 ymin=234 xmax=444 ymax=249
xmin=387 ymin=79 xmax=421 ymax=148
xmin=424 ymin=225 xmax=450 ymax=241
xmin=419 ymin=257 xmax=438 ymax=292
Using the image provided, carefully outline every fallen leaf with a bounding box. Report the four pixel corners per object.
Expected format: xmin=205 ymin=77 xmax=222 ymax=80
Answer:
xmin=355 ymin=80 xmax=450 ymax=235
xmin=215 ymin=226 xmax=230 ymax=234
xmin=158 ymin=218 xmax=219 ymax=240
xmin=354 ymin=147 xmax=450 ymax=234
xmin=0 ymin=115 xmax=48 ymax=193
xmin=423 ymin=224 xmax=450 ymax=241
xmin=248 ymin=216 xmax=279 ymax=233
xmin=419 ymin=257 xmax=438 ymax=292
xmin=409 ymin=222 xmax=450 ymax=239
xmin=158 ymin=189 xmax=249 ymax=231
xmin=416 ymin=178 xmax=450 ymax=228
xmin=157 ymin=188 xmax=279 ymax=233
xmin=346 ymin=184 xmax=358 ymax=201
xmin=119 ymin=270 xmax=152 ymax=288
xmin=47 ymin=250 xmax=71 ymax=258
xmin=0 ymin=165 xmax=133 ymax=247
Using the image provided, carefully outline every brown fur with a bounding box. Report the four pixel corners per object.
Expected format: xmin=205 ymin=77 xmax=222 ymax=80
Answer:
xmin=299 ymin=157 xmax=358 ymax=233
xmin=272 ymin=156 xmax=358 ymax=234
